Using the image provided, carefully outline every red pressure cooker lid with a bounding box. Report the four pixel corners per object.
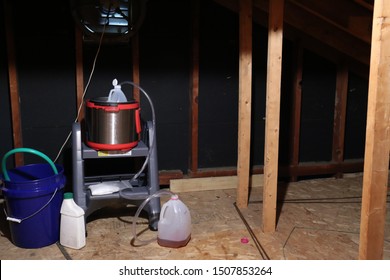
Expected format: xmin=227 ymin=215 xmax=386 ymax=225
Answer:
xmin=86 ymin=97 xmax=139 ymax=110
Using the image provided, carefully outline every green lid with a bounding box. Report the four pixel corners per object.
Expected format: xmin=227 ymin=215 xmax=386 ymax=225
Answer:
xmin=63 ymin=192 xmax=74 ymax=199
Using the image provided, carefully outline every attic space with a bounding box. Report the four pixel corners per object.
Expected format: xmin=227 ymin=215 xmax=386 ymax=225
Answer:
xmin=0 ymin=0 xmax=369 ymax=177
xmin=0 ymin=0 xmax=389 ymax=261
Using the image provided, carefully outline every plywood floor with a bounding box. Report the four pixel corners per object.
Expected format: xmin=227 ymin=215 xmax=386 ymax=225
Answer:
xmin=1 ymin=174 xmax=389 ymax=260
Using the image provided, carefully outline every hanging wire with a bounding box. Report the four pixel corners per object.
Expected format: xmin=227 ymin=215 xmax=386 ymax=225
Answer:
xmin=54 ymin=7 xmax=110 ymax=163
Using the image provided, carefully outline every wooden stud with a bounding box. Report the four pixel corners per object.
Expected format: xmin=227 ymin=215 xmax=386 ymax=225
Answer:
xmin=236 ymin=0 xmax=253 ymax=209
xmin=289 ymin=40 xmax=303 ymax=182
xmin=359 ymin=0 xmax=390 ymax=260
xmin=263 ymin=0 xmax=284 ymax=233
xmin=332 ymin=62 xmax=349 ymax=178
xmin=4 ymin=0 xmax=23 ymax=166
xmin=189 ymin=0 xmax=200 ymax=174
xmin=75 ymin=26 xmax=85 ymax=121
xmin=132 ymin=34 xmax=140 ymax=102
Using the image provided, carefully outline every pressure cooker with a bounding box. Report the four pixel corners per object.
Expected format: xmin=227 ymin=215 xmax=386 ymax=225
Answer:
xmin=85 ymin=95 xmax=141 ymax=151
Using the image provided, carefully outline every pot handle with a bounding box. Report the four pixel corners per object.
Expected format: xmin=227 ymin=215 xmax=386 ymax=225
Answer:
xmin=135 ymin=108 xmax=142 ymax=134
xmin=1 ymin=148 xmax=58 ymax=181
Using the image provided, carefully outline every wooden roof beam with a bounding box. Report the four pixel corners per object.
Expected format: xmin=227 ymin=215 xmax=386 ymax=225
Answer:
xmin=289 ymin=0 xmax=372 ymax=44
xmin=213 ymin=0 xmax=369 ymax=77
xmin=253 ymin=0 xmax=371 ymax=65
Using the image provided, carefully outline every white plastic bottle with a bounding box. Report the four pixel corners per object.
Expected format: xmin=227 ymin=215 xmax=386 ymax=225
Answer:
xmin=157 ymin=194 xmax=191 ymax=248
xmin=107 ymin=78 xmax=127 ymax=102
xmin=60 ymin=192 xmax=86 ymax=249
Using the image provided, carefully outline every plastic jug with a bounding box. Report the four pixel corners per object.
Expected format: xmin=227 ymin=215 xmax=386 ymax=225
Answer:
xmin=107 ymin=78 xmax=127 ymax=103
xmin=60 ymin=192 xmax=86 ymax=249
xmin=157 ymin=194 xmax=191 ymax=248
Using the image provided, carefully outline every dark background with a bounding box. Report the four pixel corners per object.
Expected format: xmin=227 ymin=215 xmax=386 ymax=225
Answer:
xmin=0 ymin=0 xmax=368 ymax=176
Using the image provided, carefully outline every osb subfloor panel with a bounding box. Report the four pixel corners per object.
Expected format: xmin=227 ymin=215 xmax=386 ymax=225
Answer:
xmin=0 ymin=174 xmax=389 ymax=260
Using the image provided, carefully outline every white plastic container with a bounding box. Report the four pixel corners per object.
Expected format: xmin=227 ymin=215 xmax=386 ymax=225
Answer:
xmin=107 ymin=78 xmax=127 ymax=102
xmin=60 ymin=192 xmax=86 ymax=249
xmin=157 ymin=194 xmax=191 ymax=248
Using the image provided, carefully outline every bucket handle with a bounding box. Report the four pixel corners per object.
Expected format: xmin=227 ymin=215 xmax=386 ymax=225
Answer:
xmin=1 ymin=148 xmax=58 ymax=181
xmin=4 ymin=187 xmax=59 ymax=223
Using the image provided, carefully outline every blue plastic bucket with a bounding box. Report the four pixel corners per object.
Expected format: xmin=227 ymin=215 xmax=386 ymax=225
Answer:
xmin=1 ymin=148 xmax=66 ymax=248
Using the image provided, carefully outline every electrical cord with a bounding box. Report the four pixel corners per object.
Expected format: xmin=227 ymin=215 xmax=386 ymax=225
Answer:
xmin=53 ymin=7 xmax=109 ymax=163
xmin=283 ymin=227 xmax=333 ymax=259
xmin=281 ymin=226 xmax=364 ymax=260
xmin=56 ymin=241 xmax=72 ymax=260
xmin=236 ymin=193 xmax=390 ymax=260
xmin=233 ymin=202 xmax=271 ymax=260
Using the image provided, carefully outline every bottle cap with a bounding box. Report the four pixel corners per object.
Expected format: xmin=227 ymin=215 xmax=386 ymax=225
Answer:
xmin=64 ymin=192 xmax=74 ymax=199
xmin=241 ymin=237 xmax=249 ymax=244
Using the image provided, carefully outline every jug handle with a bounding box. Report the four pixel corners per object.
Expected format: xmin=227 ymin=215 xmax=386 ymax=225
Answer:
xmin=160 ymin=203 xmax=169 ymax=220
xmin=107 ymin=89 xmax=115 ymax=101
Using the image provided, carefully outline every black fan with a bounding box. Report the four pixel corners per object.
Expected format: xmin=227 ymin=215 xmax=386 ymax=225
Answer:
xmin=70 ymin=0 xmax=147 ymax=43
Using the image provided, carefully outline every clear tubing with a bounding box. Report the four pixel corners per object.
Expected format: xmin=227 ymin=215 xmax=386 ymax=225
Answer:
xmin=119 ymin=81 xmax=156 ymax=182
xmin=132 ymin=189 xmax=175 ymax=246
xmin=118 ymin=81 xmax=166 ymax=246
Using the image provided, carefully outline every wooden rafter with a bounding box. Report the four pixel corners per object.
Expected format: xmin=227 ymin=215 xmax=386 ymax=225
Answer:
xmin=354 ymin=0 xmax=374 ymax=11
xmin=215 ymin=0 xmax=371 ymax=66
xmin=289 ymin=0 xmax=372 ymax=44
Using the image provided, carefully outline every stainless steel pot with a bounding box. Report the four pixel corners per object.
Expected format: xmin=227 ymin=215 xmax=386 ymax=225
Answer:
xmin=85 ymin=97 xmax=141 ymax=151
